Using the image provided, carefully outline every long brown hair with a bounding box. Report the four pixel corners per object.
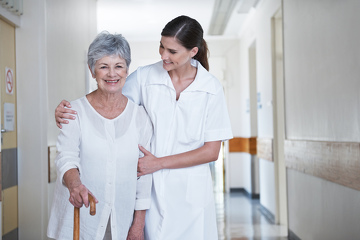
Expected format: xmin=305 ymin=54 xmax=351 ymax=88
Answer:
xmin=161 ymin=15 xmax=209 ymax=71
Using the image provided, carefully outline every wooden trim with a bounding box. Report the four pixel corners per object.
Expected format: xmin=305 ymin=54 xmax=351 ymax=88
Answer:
xmin=257 ymin=138 xmax=273 ymax=162
xmin=249 ymin=137 xmax=257 ymax=155
xmin=48 ymin=146 xmax=57 ymax=183
xmin=229 ymin=137 xmax=257 ymax=154
xmin=48 ymin=147 xmax=50 ymax=183
xmin=229 ymin=137 xmax=248 ymax=152
xmin=285 ymin=140 xmax=360 ymax=191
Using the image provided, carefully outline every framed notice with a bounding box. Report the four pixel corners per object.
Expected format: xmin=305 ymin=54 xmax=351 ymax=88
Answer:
xmin=4 ymin=103 xmax=15 ymax=131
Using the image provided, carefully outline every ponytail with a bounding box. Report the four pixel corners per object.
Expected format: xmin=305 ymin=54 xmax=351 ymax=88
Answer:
xmin=194 ymin=39 xmax=209 ymax=71
xmin=161 ymin=16 xmax=210 ymax=71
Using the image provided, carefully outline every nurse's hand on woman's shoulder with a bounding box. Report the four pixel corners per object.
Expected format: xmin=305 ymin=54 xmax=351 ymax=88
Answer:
xmin=55 ymin=99 xmax=77 ymax=128
xmin=138 ymin=145 xmax=161 ymax=176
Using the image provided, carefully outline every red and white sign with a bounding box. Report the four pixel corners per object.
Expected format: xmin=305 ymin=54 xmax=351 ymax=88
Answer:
xmin=5 ymin=67 xmax=14 ymax=95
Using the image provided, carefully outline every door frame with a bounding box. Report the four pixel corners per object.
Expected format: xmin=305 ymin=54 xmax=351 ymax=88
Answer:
xmin=271 ymin=6 xmax=288 ymax=225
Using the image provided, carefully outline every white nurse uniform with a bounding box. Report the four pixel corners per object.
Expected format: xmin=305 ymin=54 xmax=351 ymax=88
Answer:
xmin=123 ymin=59 xmax=233 ymax=240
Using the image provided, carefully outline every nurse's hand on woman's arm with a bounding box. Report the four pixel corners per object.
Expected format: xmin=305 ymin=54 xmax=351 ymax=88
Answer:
xmin=63 ymin=168 xmax=98 ymax=208
xmin=137 ymin=141 xmax=221 ymax=177
xmin=55 ymin=99 xmax=77 ymax=128
xmin=137 ymin=146 xmax=162 ymax=176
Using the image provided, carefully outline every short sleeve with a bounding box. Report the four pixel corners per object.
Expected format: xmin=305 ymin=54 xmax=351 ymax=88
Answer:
xmin=123 ymin=69 xmax=142 ymax=105
xmin=204 ymin=88 xmax=233 ymax=142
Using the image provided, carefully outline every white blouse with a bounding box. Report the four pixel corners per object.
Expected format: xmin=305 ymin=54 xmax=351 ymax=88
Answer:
xmin=47 ymin=96 xmax=153 ymax=240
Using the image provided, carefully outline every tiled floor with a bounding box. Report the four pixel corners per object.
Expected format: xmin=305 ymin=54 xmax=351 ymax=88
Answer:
xmin=215 ymin=191 xmax=289 ymax=240
xmin=210 ymin=158 xmax=288 ymax=240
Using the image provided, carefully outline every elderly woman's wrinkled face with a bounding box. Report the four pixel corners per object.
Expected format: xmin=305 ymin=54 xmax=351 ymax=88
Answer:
xmin=92 ymin=55 xmax=128 ymax=94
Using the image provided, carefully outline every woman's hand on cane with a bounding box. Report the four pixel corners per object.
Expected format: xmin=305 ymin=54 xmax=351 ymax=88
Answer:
xmin=64 ymin=168 xmax=98 ymax=208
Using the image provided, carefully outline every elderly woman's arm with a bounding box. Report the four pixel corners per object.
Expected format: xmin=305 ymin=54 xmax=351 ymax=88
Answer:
xmin=63 ymin=168 xmax=97 ymax=208
xmin=55 ymin=102 xmax=98 ymax=208
xmin=127 ymin=210 xmax=146 ymax=240
xmin=126 ymin=107 xmax=153 ymax=240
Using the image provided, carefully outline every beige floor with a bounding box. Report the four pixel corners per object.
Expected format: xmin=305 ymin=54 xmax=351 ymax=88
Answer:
xmin=215 ymin=191 xmax=289 ymax=240
xmin=210 ymin=159 xmax=288 ymax=240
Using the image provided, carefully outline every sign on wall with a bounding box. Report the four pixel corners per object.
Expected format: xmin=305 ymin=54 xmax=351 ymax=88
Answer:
xmin=5 ymin=67 xmax=14 ymax=95
xmin=4 ymin=103 xmax=15 ymax=131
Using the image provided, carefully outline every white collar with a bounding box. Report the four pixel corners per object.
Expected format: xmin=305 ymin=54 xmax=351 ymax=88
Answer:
xmin=146 ymin=59 xmax=217 ymax=95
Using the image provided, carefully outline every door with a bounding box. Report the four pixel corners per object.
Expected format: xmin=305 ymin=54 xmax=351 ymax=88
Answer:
xmin=0 ymin=18 xmax=18 ymax=239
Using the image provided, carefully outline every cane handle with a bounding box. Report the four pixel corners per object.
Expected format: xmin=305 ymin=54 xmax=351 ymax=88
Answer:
xmin=88 ymin=193 xmax=96 ymax=216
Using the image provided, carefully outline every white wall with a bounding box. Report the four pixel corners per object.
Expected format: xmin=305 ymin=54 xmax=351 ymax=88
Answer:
xmin=47 ymin=0 xmax=97 ymax=146
xmin=46 ymin=0 xmax=97 ymax=230
xmin=128 ymin=41 xmax=161 ymax=73
xmin=288 ymin=169 xmax=360 ymax=239
xmin=259 ymin=158 xmax=275 ymax=214
xmin=16 ymin=0 xmax=97 ymax=239
xmin=283 ymin=0 xmax=360 ymax=239
xmin=209 ymin=38 xmax=251 ymax=191
xmin=235 ymin=0 xmax=281 ymax=210
xmin=16 ymin=1 xmax=49 ymax=239
xmin=284 ymin=0 xmax=360 ymax=142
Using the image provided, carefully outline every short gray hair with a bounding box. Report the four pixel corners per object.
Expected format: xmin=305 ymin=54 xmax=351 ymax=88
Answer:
xmin=87 ymin=31 xmax=131 ymax=74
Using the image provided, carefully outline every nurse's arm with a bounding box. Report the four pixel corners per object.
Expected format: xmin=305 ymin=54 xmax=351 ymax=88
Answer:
xmin=137 ymin=141 xmax=221 ymax=176
xmin=55 ymin=100 xmax=77 ymax=128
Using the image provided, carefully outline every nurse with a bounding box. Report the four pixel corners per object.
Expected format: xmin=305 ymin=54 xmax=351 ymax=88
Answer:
xmin=55 ymin=15 xmax=233 ymax=240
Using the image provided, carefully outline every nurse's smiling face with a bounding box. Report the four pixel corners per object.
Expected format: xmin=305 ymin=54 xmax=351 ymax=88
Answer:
xmin=159 ymin=36 xmax=198 ymax=72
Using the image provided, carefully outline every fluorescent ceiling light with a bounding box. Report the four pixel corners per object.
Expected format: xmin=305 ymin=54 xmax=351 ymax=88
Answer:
xmin=208 ymin=0 xmax=239 ymax=35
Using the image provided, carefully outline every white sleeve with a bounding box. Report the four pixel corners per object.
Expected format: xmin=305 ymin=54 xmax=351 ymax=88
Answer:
xmin=55 ymin=108 xmax=82 ymax=185
xmin=204 ymin=88 xmax=233 ymax=142
xmin=134 ymin=107 xmax=154 ymax=210
xmin=123 ymin=69 xmax=142 ymax=105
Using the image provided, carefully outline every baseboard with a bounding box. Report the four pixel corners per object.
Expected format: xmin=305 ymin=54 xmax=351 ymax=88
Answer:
xmin=229 ymin=187 xmax=244 ymax=193
xmin=258 ymin=204 xmax=275 ymax=224
xmin=229 ymin=187 xmax=260 ymax=199
xmin=288 ymin=229 xmax=301 ymax=240
xmin=250 ymin=193 xmax=260 ymax=199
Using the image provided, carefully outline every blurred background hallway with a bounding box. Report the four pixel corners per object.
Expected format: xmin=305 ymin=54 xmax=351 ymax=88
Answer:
xmin=1 ymin=0 xmax=360 ymax=239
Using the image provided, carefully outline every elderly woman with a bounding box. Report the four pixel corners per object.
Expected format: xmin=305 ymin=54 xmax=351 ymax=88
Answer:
xmin=47 ymin=32 xmax=153 ymax=240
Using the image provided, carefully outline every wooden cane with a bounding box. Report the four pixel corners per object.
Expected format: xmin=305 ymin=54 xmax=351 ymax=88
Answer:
xmin=74 ymin=207 xmax=80 ymax=240
xmin=74 ymin=194 xmax=96 ymax=240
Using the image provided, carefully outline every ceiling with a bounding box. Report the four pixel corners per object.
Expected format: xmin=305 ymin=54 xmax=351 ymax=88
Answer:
xmin=97 ymin=0 xmax=256 ymax=42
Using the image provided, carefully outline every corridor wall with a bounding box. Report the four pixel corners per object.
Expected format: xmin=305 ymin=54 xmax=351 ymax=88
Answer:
xmin=235 ymin=0 xmax=282 ymax=218
xmin=16 ymin=1 xmax=49 ymax=239
xmin=15 ymin=0 xmax=97 ymax=239
xmin=283 ymin=0 xmax=360 ymax=239
xmin=46 ymin=0 xmax=97 ymax=235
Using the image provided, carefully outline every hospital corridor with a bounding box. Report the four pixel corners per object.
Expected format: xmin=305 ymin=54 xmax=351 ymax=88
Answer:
xmin=0 ymin=0 xmax=359 ymax=239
